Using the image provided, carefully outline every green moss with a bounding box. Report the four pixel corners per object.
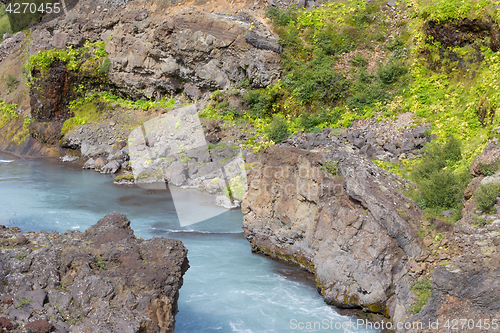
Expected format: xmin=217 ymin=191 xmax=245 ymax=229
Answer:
xmin=319 ymin=160 xmax=341 ymax=177
xmin=14 ymin=251 xmax=27 ymax=260
xmin=410 ymin=277 xmax=432 ymax=314
xmin=27 ymin=40 xmax=108 ymax=74
xmin=251 ymin=243 xmax=316 ymax=273
xmin=115 ymin=173 xmax=135 ymax=182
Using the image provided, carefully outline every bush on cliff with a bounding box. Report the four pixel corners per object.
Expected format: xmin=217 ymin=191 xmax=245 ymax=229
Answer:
xmin=411 ymin=135 xmax=471 ymax=212
xmin=474 ymin=183 xmax=500 ymax=213
xmin=266 ymin=114 xmax=289 ymax=143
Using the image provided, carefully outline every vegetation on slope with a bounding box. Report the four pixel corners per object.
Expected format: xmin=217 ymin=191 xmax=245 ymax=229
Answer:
xmin=202 ymin=0 xmax=500 ymax=219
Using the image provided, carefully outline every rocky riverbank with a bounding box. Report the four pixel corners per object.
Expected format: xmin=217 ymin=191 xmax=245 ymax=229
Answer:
xmin=242 ymin=141 xmax=500 ymax=331
xmin=241 ymin=144 xmax=425 ymax=325
xmin=0 ymin=212 xmax=189 ymax=333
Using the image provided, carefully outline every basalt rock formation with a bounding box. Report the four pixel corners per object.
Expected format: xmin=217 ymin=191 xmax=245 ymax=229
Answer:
xmin=406 ymin=142 xmax=500 ymax=332
xmin=242 ymin=145 xmax=426 ymax=324
xmin=29 ymin=0 xmax=282 ymax=100
xmin=0 ymin=212 xmax=189 ymax=333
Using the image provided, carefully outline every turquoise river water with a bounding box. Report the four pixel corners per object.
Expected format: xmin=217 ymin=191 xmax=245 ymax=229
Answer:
xmin=0 ymin=152 xmax=378 ymax=333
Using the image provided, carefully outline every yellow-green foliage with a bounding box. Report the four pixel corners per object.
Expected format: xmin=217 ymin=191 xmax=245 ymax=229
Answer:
xmin=0 ymin=99 xmax=18 ymax=127
xmin=27 ymin=41 xmax=108 ymax=74
xmin=98 ymin=92 xmax=176 ymax=110
xmin=410 ymin=277 xmax=432 ymax=314
xmin=0 ymin=4 xmax=12 ymax=40
xmin=61 ymin=92 xmax=176 ymax=135
xmin=209 ymin=0 xmax=500 ymax=177
xmin=411 ymin=0 xmax=498 ymax=22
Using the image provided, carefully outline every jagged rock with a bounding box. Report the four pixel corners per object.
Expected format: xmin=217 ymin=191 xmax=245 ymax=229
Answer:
xmin=25 ymin=319 xmax=53 ymax=333
xmin=83 ymin=158 xmax=95 ymax=169
xmin=0 ymin=317 xmax=14 ymax=330
xmin=425 ymin=18 xmax=500 ymax=52
xmin=29 ymin=2 xmax=281 ymax=99
xmin=242 ymin=145 xmax=425 ymax=324
xmin=0 ymin=213 xmax=189 ymax=332
xmin=60 ymin=155 xmax=79 ymax=162
xmin=471 ymin=142 xmax=500 ymax=176
xmin=100 ymin=160 xmax=121 ymax=174
xmin=164 ymin=161 xmax=188 ymax=187
xmin=215 ymin=195 xmax=241 ymax=209
xmin=94 ymin=157 xmax=105 ymax=170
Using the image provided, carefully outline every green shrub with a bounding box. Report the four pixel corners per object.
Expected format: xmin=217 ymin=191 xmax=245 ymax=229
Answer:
xmin=244 ymin=90 xmax=274 ymax=118
xmin=6 ymin=73 xmax=18 ymax=87
xmin=0 ymin=5 xmax=12 ymax=39
xmin=265 ymin=6 xmax=297 ymax=26
xmin=320 ymin=160 xmax=341 ymax=177
xmin=412 ymin=135 xmax=471 ymax=210
xmin=417 ymin=169 xmax=469 ymax=209
xmin=298 ymin=108 xmax=341 ymax=132
xmin=286 ymin=53 xmax=346 ymax=104
xmin=350 ymin=53 xmax=368 ymax=68
xmin=476 ymin=162 xmax=499 ymax=176
xmin=386 ymin=36 xmax=406 ymax=52
xmin=315 ymin=28 xmax=356 ymax=56
xmin=99 ymin=58 xmax=111 ymax=75
xmin=96 ymin=256 xmax=107 ymax=270
xmin=377 ymin=61 xmax=408 ymax=85
xmin=410 ymin=278 xmax=432 ymax=314
xmin=266 ymin=114 xmax=289 ymax=143
xmin=474 ymin=183 xmax=500 ymax=213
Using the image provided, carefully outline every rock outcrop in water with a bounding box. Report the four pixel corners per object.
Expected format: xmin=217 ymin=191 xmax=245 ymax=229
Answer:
xmin=0 ymin=212 xmax=189 ymax=332
xmin=242 ymin=145 xmax=426 ymax=324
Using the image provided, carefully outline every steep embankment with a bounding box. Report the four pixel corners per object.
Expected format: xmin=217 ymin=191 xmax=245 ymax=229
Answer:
xmin=242 ymin=144 xmax=425 ymax=324
xmin=0 ymin=212 xmax=189 ymax=332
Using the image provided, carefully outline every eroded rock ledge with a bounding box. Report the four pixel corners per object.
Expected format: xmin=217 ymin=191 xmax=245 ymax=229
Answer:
xmin=0 ymin=212 xmax=189 ymax=333
xmin=242 ymin=145 xmax=426 ymax=324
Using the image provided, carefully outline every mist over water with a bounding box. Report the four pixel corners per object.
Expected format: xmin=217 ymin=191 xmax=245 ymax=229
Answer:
xmin=0 ymin=152 xmax=378 ymax=333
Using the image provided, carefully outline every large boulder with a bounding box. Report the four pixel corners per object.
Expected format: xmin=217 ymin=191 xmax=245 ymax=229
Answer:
xmin=242 ymin=145 xmax=425 ymax=324
xmin=0 ymin=213 xmax=189 ymax=332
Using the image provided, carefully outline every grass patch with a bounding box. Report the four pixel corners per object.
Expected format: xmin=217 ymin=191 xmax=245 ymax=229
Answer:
xmin=320 ymin=160 xmax=341 ymax=177
xmin=96 ymin=256 xmax=107 ymax=270
xmin=115 ymin=173 xmax=134 ymax=182
xmin=410 ymin=277 xmax=432 ymax=314
xmin=0 ymin=99 xmax=18 ymax=127
xmin=16 ymin=296 xmax=31 ymax=309
xmin=14 ymin=251 xmax=27 ymax=260
xmin=27 ymin=40 xmax=108 ymax=74
xmin=474 ymin=183 xmax=500 ymax=213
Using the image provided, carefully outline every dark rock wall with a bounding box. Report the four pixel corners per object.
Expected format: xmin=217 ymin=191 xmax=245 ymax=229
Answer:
xmin=28 ymin=0 xmax=282 ymax=100
xmin=242 ymin=146 xmax=425 ymax=324
xmin=0 ymin=213 xmax=189 ymax=333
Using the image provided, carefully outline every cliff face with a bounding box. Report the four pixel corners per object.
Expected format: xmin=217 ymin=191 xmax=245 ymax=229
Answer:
xmin=0 ymin=213 xmax=189 ymax=333
xmin=242 ymin=145 xmax=425 ymax=324
xmin=407 ymin=142 xmax=500 ymax=332
xmin=29 ymin=0 xmax=282 ymax=100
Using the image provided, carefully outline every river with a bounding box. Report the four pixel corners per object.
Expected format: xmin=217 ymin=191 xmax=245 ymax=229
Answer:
xmin=0 ymin=152 xmax=377 ymax=333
